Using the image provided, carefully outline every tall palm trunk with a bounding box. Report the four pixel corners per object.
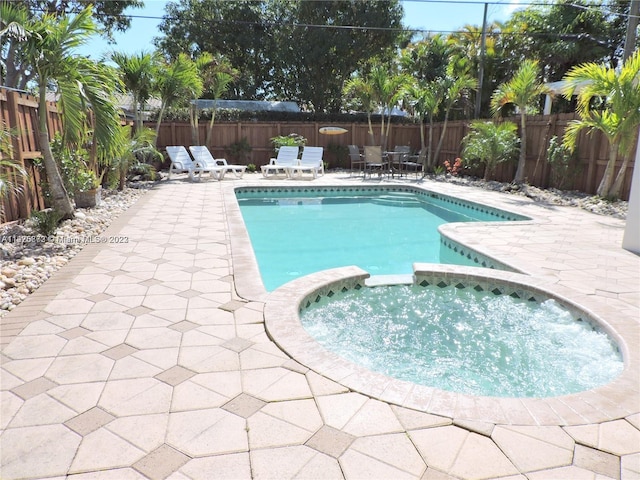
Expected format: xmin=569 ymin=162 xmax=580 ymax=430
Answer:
xmin=597 ymin=142 xmax=619 ymax=197
xmin=38 ymin=82 xmax=74 ymax=218
xmin=366 ymin=113 xmax=375 ymax=145
xmin=427 ymin=113 xmax=435 ymax=168
xmin=379 ymin=110 xmax=386 ymax=149
xmin=433 ymin=114 xmax=450 ymax=167
xmin=205 ymin=100 xmax=217 ymax=149
xmin=190 ymin=104 xmax=200 ymax=146
xmin=513 ymin=112 xmax=527 ymax=183
xmin=610 ymin=151 xmax=631 ymax=199
xmin=154 ymin=104 xmax=166 ymax=146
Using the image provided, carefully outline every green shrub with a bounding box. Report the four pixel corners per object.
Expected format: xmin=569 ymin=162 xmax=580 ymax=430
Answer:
xmin=226 ymin=137 xmax=252 ymax=163
xmin=46 ymin=135 xmax=96 ymax=196
xmin=461 ymin=121 xmax=519 ymax=180
xmin=270 ymin=133 xmax=307 ymax=153
xmin=547 ymin=136 xmax=581 ymax=190
xmin=246 ymin=163 xmax=257 ymax=173
xmin=30 ymin=209 xmax=64 ymax=237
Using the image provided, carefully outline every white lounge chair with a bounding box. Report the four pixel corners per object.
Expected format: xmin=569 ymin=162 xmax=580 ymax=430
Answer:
xmin=261 ymin=146 xmax=299 ymax=178
xmin=287 ymin=146 xmax=324 ymax=179
xmin=167 ymin=145 xmax=222 ymax=181
xmin=189 ymin=145 xmax=246 ymax=179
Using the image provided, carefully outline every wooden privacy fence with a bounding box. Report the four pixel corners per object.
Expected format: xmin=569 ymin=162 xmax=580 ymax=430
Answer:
xmin=153 ymin=113 xmax=635 ymax=199
xmin=0 ymin=84 xmax=635 ymax=224
xmin=1 ymin=88 xmax=59 ymax=224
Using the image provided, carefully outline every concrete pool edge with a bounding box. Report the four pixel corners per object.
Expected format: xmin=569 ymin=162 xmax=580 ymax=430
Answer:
xmin=264 ymin=264 xmax=639 ymax=426
xmin=224 ymin=182 xmax=535 ymax=300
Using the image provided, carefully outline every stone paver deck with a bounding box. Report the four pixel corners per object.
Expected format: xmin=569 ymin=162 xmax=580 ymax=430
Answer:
xmin=1 ymin=172 xmax=639 ymax=480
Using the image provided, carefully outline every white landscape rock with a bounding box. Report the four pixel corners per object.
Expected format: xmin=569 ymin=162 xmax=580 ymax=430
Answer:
xmin=0 ymin=185 xmax=150 ymax=316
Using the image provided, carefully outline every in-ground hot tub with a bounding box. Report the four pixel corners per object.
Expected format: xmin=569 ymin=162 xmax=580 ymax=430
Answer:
xmin=264 ymin=264 xmax=636 ymax=425
xmin=300 ymin=272 xmax=622 ymax=398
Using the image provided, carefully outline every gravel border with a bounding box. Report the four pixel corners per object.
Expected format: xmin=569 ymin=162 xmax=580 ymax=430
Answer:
xmin=0 ymin=183 xmax=153 ymax=316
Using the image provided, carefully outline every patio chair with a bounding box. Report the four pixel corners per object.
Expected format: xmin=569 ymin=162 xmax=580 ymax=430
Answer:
xmin=394 ymin=145 xmax=423 ymax=178
xmin=404 ymin=147 xmax=426 ymax=178
xmin=261 ymin=146 xmax=299 ymax=178
xmin=348 ymin=145 xmax=365 ymax=176
xmin=363 ymin=146 xmax=389 ymax=178
xmin=167 ymin=145 xmax=222 ymax=181
xmin=287 ymin=146 xmax=324 ymax=179
xmin=189 ymin=145 xmax=246 ymax=179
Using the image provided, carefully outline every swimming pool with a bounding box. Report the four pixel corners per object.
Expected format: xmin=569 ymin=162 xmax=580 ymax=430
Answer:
xmin=236 ymin=187 xmax=525 ymax=291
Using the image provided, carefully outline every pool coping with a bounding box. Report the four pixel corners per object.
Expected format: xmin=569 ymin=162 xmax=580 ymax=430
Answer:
xmin=223 ymin=179 xmax=640 ymax=426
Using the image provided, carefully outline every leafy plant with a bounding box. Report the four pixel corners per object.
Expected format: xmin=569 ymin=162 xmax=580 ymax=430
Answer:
xmin=461 ymin=121 xmax=519 ymax=180
xmin=109 ymin=126 xmax=162 ymax=190
xmin=547 ymin=135 xmax=580 ymax=190
xmin=433 ymin=165 xmax=445 ymax=175
xmin=270 ymin=133 xmax=306 ymax=152
xmin=225 ymin=137 xmax=252 ymax=163
xmin=327 ymin=143 xmax=348 ymax=169
xmin=491 ymin=60 xmax=550 ymax=183
xmin=0 ymin=125 xmax=30 ymax=205
xmin=49 ymin=135 xmax=94 ymax=196
xmin=30 ymin=209 xmax=64 ymax=236
xmin=75 ymin=168 xmax=99 ymax=191
xmin=127 ymin=162 xmax=157 ymax=181
xmin=246 ymin=163 xmax=257 ymax=173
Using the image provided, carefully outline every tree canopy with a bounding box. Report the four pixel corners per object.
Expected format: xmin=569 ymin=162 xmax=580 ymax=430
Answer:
xmin=1 ymin=0 xmax=142 ymax=88
xmin=155 ymin=0 xmax=403 ymax=111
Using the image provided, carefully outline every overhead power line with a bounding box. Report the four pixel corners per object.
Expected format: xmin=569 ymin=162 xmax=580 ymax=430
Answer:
xmin=32 ymin=1 xmax=637 ymax=36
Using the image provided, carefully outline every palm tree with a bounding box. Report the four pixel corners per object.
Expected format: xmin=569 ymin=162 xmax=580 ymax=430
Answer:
xmin=20 ymin=6 xmax=121 ymax=219
xmin=0 ymin=2 xmax=32 ymax=88
xmin=343 ymin=76 xmax=376 ymax=145
xmin=562 ymin=50 xmax=640 ymax=199
xmin=369 ymin=66 xmax=412 ymax=151
xmin=461 ymin=121 xmax=519 ymax=180
xmin=153 ymin=53 xmax=203 ymax=146
xmin=110 ymin=126 xmax=162 ymax=191
xmin=404 ymin=81 xmax=440 ymax=170
xmin=204 ymin=55 xmax=238 ymax=149
xmin=432 ymin=71 xmax=477 ymax=166
xmin=110 ymin=51 xmax=155 ymax=131
xmin=491 ymin=59 xmax=551 ymax=183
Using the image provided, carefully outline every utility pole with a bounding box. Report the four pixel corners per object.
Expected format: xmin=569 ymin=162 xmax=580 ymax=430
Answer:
xmin=623 ymin=0 xmax=640 ymax=60
xmin=475 ymin=3 xmax=488 ymax=119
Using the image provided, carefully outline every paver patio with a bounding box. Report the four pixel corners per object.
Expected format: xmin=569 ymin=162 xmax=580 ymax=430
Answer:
xmin=1 ymin=172 xmax=639 ymax=480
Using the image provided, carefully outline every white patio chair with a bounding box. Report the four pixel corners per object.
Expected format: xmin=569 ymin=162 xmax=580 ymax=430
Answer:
xmin=287 ymin=146 xmax=324 ymax=179
xmin=261 ymin=146 xmax=299 ymax=178
xmin=166 ymin=145 xmax=206 ymax=181
xmin=189 ymin=145 xmax=246 ymax=179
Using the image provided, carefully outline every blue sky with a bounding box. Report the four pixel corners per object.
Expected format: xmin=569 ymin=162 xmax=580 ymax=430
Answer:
xmin=77 ymin=0 xmax=523 ymax=59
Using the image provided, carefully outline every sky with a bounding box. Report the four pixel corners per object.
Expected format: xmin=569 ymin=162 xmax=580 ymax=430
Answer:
xmin=76 ymin=0 xmax=524 ymax=59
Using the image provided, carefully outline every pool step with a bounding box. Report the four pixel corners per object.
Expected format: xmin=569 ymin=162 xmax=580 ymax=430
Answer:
xmin=371 ymin=193 xmax=423 ymax=207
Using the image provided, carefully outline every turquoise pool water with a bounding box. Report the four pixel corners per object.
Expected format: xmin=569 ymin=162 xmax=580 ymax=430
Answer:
xmin=236 ymin=187 xmax=520 ymax=291
xmin=301 ymin=284 xmax=624 ymax=397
